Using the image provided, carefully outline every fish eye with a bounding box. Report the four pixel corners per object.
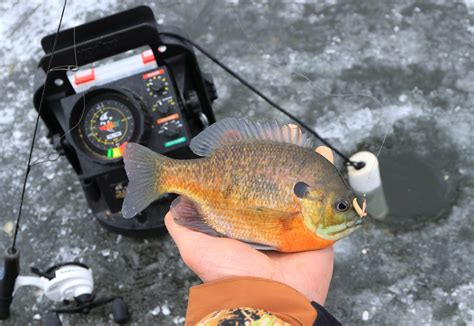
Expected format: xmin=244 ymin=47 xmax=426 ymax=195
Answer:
xmin=335 ymin=199 xmax=350 ymax=212
xmin=293 ymin=181 xmax=310 ymax=199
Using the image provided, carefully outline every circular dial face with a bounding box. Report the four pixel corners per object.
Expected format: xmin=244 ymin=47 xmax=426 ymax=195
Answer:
xmin=78 ymin=95 xmax=138 ymax=161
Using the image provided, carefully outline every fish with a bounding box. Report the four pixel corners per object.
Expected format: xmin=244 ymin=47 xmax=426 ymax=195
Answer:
xmin=122 ymin=118 xmax=366 ymax=252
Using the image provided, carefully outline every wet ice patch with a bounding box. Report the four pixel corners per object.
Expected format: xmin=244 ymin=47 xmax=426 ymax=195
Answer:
xmin=315 ymin=104 xmax=423 ymax=152
xmin=3 ymin=221 xmax=14 ymax=236
xmin=100 ymin=249 xmax=110 ymax=257
xmin=54 ymin=247 xmax=83 ymax=262
xmin=161 ymin=304 xmax=171 ymax=316
xmin=436 ymin=110 xmax=473 ymax=149
xmin=150 ymin=306 xmax=161 ymax=316
xmin=362 ymin=310 xmax=369 ymax=321
xmin=0 ymin=0 xmax=120 ymax=64
xmin=462 ymin=0 xmax=474 ymax=13
xmin=449 ymin=282 xmax=474 ymax=324
xmin=173 ymin=316 xmax=186 ymax=324
xmin=0 ymin=108 xmax=15 ymax=125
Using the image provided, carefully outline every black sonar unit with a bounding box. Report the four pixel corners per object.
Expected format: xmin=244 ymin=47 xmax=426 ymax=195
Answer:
xmin=33 ymin=6 xmax=217 ymax=236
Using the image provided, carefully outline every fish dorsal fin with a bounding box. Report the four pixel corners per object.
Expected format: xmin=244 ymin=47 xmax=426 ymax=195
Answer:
xmin=190 ymin=118 xmax=314 ymax=156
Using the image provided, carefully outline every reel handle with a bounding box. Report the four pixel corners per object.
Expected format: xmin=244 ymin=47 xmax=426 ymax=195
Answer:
xmin=112 ymin=297 xmax=130 ymax=324
xmin=0 ymin=248 xmax=20 ymax=320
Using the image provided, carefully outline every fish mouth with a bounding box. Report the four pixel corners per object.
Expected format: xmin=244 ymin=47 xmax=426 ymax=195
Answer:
xmin=316 ymin=215 xmax=364 ymax=241
xmin=314 ymin=197 xmax=367 ymax=241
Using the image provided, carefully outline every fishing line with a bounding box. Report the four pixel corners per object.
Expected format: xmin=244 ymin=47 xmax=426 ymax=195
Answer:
xmin=230 ymin=5 xmax=391 ymax=159
xmin=30 ymin=93 xmax=85 ymax=167
xmin=29 ymin=153 xmax=61 ymax=167
xmin=29 ymin=27 xmax=86 ymax=168
xmin=160 ymin=31 xmax=364 ymax=169
xmin=11 ymin=0 xmax=68 ymax=250
xmin=293 ymin=68 xmax=391 ymax=159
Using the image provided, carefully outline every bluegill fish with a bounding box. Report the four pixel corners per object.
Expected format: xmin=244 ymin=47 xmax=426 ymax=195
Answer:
xmin=122 ymin=118 xmax=366 ymax=252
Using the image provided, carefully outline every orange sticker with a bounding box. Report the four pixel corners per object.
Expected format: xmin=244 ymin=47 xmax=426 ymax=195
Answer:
xmin=143 ymin=69 xmax=164 ymax=79
xmin=156 ymin=113 xmax=179 ymax=125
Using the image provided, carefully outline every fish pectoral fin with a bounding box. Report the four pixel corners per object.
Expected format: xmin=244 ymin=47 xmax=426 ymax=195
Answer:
xmin=170 ymin=197 xmax=222 ymax=237
xmin=251 ymin=206 xmax=299 ymax=220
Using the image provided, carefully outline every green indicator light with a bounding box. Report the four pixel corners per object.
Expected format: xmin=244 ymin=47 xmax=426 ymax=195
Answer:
xmin=164 ymin=136 xmax=187 ymax=148
xmin=107 ymin=148 xmax=113 ymax=158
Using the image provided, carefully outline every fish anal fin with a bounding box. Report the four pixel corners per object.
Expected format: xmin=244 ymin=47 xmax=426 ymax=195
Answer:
xmin=252 ymin=206 xmax=300 ymax=220
xmin=170 ymin=197 xmax=222 ymax=237
xmin=244 ymin=242 xmax=278 ymax=251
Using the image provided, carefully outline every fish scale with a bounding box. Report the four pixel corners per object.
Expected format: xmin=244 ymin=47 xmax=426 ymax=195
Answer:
xmin=122 ymin=118 xmax=363 ymax=252
xmin=163 ymin=143 xmax=304 ymax=210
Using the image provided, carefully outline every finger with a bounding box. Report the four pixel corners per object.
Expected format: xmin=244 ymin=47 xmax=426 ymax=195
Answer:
xmin=315 ymin=146 xmax=334 ymax=164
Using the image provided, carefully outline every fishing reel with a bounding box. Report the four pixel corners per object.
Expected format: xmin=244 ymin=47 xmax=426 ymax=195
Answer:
xmin=0 ymin=249 xmax=129 ymax=325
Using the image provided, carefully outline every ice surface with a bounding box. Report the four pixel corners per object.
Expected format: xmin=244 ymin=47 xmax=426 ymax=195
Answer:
xmin=0 ymin=0 xmax=473 ymax=325
xmin=150 ymin=305 xmax=161 ymax=316
xmin=162 ymin=303 xmax=171 ymax=316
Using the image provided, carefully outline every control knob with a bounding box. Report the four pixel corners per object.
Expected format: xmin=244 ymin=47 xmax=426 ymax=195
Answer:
xmin=149 ymin=81 xmax=165 ymax=95
xmin=157 ymin=102 xmax=171 ymax=114
xmin=160 ymin=120 xmax=181 ymax=138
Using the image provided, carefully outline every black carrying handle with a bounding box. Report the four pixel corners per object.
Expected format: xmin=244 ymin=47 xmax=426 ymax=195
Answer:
xmin=37 ymin=5 xmax=163 ymax=73
xmin=0 ymin=248 xmax=20 ymax=320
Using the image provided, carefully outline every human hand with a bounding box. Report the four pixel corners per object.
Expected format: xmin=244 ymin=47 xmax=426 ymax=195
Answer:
xmin=165 ymin=146 xmax=335 ymax=305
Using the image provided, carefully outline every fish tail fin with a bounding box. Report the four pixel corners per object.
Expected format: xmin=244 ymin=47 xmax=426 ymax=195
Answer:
xmin=122 ymin=143 xmax=168 ymax=219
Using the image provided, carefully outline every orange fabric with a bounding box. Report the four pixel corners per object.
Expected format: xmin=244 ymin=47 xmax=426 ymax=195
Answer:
xmin=185 ymin=276 xmax=317 ymax=325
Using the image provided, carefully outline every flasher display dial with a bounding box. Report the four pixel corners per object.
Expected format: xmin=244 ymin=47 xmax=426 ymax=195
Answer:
xmin=73 ymin=92 xmax=144 ymax=162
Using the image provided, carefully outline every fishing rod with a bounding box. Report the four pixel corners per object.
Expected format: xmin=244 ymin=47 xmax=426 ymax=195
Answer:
xmin=0 ymin=0 xmax=67 ymax=320
xmin=159 ymin=31 xmax=365 ymax=170
xmin=10 ymin=3 xmax=67 ymax=253
xmin=0 ymin=1 xmax=68 ymax=319
xmin=0 ymin=1 xmax=130 ymax=324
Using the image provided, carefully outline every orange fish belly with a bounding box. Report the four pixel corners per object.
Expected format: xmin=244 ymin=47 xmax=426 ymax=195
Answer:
xmin=276 ymin=216 xmax=334 ymax=252
xmin=196 ymin=200 xmax=334 ymax=252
